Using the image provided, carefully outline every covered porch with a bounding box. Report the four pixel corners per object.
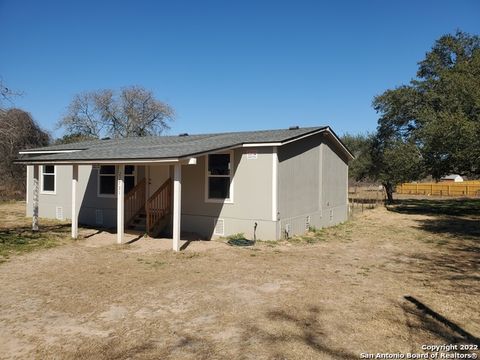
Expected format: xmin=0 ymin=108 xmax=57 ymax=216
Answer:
xmin=30 ymin=159 xmax=197 ymax=251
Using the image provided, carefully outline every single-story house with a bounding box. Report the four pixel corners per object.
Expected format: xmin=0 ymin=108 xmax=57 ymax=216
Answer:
xmin=17 ymin=126 xmax=353 ymax=251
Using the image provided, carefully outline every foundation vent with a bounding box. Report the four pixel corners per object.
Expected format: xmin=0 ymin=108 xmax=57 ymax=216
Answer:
xmin=213 ymin=218 xmax=225 ymax=236
xmin=95 ymin=209 xmax=104 ymax=225
xmin=55 ymin=206 xmax=64 ymax=220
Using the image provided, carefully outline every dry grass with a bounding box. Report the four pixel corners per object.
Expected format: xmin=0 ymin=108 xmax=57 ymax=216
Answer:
xmin=0 ymin=199 xmax=479 ymax=359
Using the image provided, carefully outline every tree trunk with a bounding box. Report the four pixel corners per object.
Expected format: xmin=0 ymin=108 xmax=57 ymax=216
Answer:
xmin=383 ymin=182 xmax=394 ymax=204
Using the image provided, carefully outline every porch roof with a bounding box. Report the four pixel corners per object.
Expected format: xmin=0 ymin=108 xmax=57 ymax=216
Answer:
xmin=17 ymin=126 xmax=353 ymax=164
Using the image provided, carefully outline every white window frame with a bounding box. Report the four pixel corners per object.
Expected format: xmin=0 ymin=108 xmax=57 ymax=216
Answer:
xmin=40 ymin=165 xmax=56 ymax=195
xmin=97 ymin=165 xmax=117 ymax=198
xmin=205 ymin=151 xmax=234 ymax=204
xmin=97 ymin=165 xmax=137 ymax=198
xmin=124 ymin=165 xmax=137 ymax=194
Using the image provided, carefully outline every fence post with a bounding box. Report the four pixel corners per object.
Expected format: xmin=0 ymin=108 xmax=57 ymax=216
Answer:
xmin=448 ymin=185 xmax=450 ymax=196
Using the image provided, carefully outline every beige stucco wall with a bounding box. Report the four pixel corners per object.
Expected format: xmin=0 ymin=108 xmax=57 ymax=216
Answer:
xmin=277 ymin=133 xmax=349 ymax=238
xmin=26 ymin=165 xmax=145 ymax=229
xmin=26 ymin=165 xmax=91 ymax=222
xmin=181 ymin=147 xmax=277 ymax=240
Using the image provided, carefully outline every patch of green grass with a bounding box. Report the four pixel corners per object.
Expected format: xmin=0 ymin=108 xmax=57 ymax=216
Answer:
xmin=289 ymin=227 xmax=325 ymax=245
xmin=0 ymin=228 xmax=66 ymax=261
xmin=227 ymin=233 xmax=247 ymax=241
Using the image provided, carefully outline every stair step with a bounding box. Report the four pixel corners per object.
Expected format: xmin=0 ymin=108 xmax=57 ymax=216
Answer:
xmin=127 ymin=225 xmax=146 ymax=231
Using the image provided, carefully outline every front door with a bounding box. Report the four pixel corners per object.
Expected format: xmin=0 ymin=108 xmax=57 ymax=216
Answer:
xmin=148 ymin=165 xmax=170 ymax=197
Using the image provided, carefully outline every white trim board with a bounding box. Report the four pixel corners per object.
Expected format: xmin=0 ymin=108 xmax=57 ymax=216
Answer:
xmin=40 ymin=165 xmax=56 ymax=195
xmin=271 ymin=146 xmax=278 ymax=221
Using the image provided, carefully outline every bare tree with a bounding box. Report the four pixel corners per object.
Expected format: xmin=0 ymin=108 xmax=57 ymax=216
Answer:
xmin=0 ymin=109 xmax=50 ymax=198
xmin=58 ymin=86 xmax=174 ymax=138
xmin=0 ymin=78 xmax=23 ymax=106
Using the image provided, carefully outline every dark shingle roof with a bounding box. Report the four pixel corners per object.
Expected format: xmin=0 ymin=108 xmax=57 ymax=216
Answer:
xmin=18 ymin=126 xmax=336 ymax=163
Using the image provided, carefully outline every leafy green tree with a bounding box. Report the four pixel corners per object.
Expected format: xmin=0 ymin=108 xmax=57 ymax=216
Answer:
xmin=371 ymin=30 xmax=480 ymax=200
xmin=369 ymin=137 xmax=425 ymax=203
xmin=341 ymin=133 xmax=374 ymax=183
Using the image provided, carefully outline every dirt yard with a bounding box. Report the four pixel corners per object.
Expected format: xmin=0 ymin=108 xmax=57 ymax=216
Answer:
xmin=0 ymin=200 xmax=479 ymax=359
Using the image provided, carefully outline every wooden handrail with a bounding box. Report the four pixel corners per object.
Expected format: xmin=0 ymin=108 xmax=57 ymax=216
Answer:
xmin=146 ymin=178 xmax=172 ymax=235
xmin=124 ymin=178 xmax=146 ymax=226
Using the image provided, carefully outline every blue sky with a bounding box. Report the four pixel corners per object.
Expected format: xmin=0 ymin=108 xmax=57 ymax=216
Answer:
xmin=1 ymin=0 xmax=479 ymax=138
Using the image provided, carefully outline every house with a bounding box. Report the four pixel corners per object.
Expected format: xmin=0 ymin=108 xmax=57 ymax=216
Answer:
xmin=17 ymin=126 xmax=353 ymax=251
xmin=440 ymin=174 xmax=464 ymax=183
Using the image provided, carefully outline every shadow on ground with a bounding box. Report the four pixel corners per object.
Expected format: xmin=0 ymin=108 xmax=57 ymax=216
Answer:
xmin=389 ymin=198 xmax=480 ymax=239
xmin=386 ymin=198 xmax=480 ymax=292
xmin=390 ymin=198 xmax=480 ymax=217
xmin=400 ymin=296 xmax=480 ymax=346
xmin=240 ymin=306 xmax=357 ymax=359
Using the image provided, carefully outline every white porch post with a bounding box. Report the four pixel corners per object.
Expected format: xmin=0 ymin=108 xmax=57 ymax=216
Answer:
xmin=117 ymin=164 xmax=125 ymax=244
xmin=172 ymin=163 xmax=182 ymax=251
xmin=32 ymin=165 xmax=39 ymax=231
xmin=71 ymin=165 xmax=79 ymax=239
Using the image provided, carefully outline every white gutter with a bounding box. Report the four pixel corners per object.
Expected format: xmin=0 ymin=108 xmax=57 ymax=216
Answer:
xmin=16 ymin=158 xmax=180 ymax=165
xmin=242 ymin=142 xmax=282 ymax=147
xmin=19 ymin=149 xmax=83 ymax=154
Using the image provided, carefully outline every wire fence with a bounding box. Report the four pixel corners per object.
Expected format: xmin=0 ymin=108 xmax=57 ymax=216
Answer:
xmin=348 ymin=186 xmax=385 ymax=218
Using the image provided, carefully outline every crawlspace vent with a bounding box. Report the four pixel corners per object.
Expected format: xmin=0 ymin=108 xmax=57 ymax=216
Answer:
xmin=213 ymin=218 xmax=225 ymax=236
xmin=55 ymin=206 xmax=64 ymax=220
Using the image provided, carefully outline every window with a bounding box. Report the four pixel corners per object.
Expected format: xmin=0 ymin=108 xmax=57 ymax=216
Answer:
xmin=41 ymin=165 xmax=55 ymax=193
xmin=98 ymin=165 xmax=116 ymax=196
xmin=124 ymin=165 xmax=136 ymax=194
xmin=97 ymin=165 xmax=136 ymax=197
xmin=206 ymin=152 xmax=233 ymax=202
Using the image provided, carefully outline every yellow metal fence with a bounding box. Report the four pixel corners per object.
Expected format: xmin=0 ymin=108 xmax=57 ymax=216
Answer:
xmin=396 ymin=181 xmax=480 ymax=197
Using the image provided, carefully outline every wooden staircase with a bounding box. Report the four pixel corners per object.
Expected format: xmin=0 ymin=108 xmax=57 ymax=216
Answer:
xmin=146 ymin=178 xmax=172 ymax=237
xmin=127 ymin=210 xmax=147 ymax=232
xmin=125 ymin=178 xmax=172 ymax=237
